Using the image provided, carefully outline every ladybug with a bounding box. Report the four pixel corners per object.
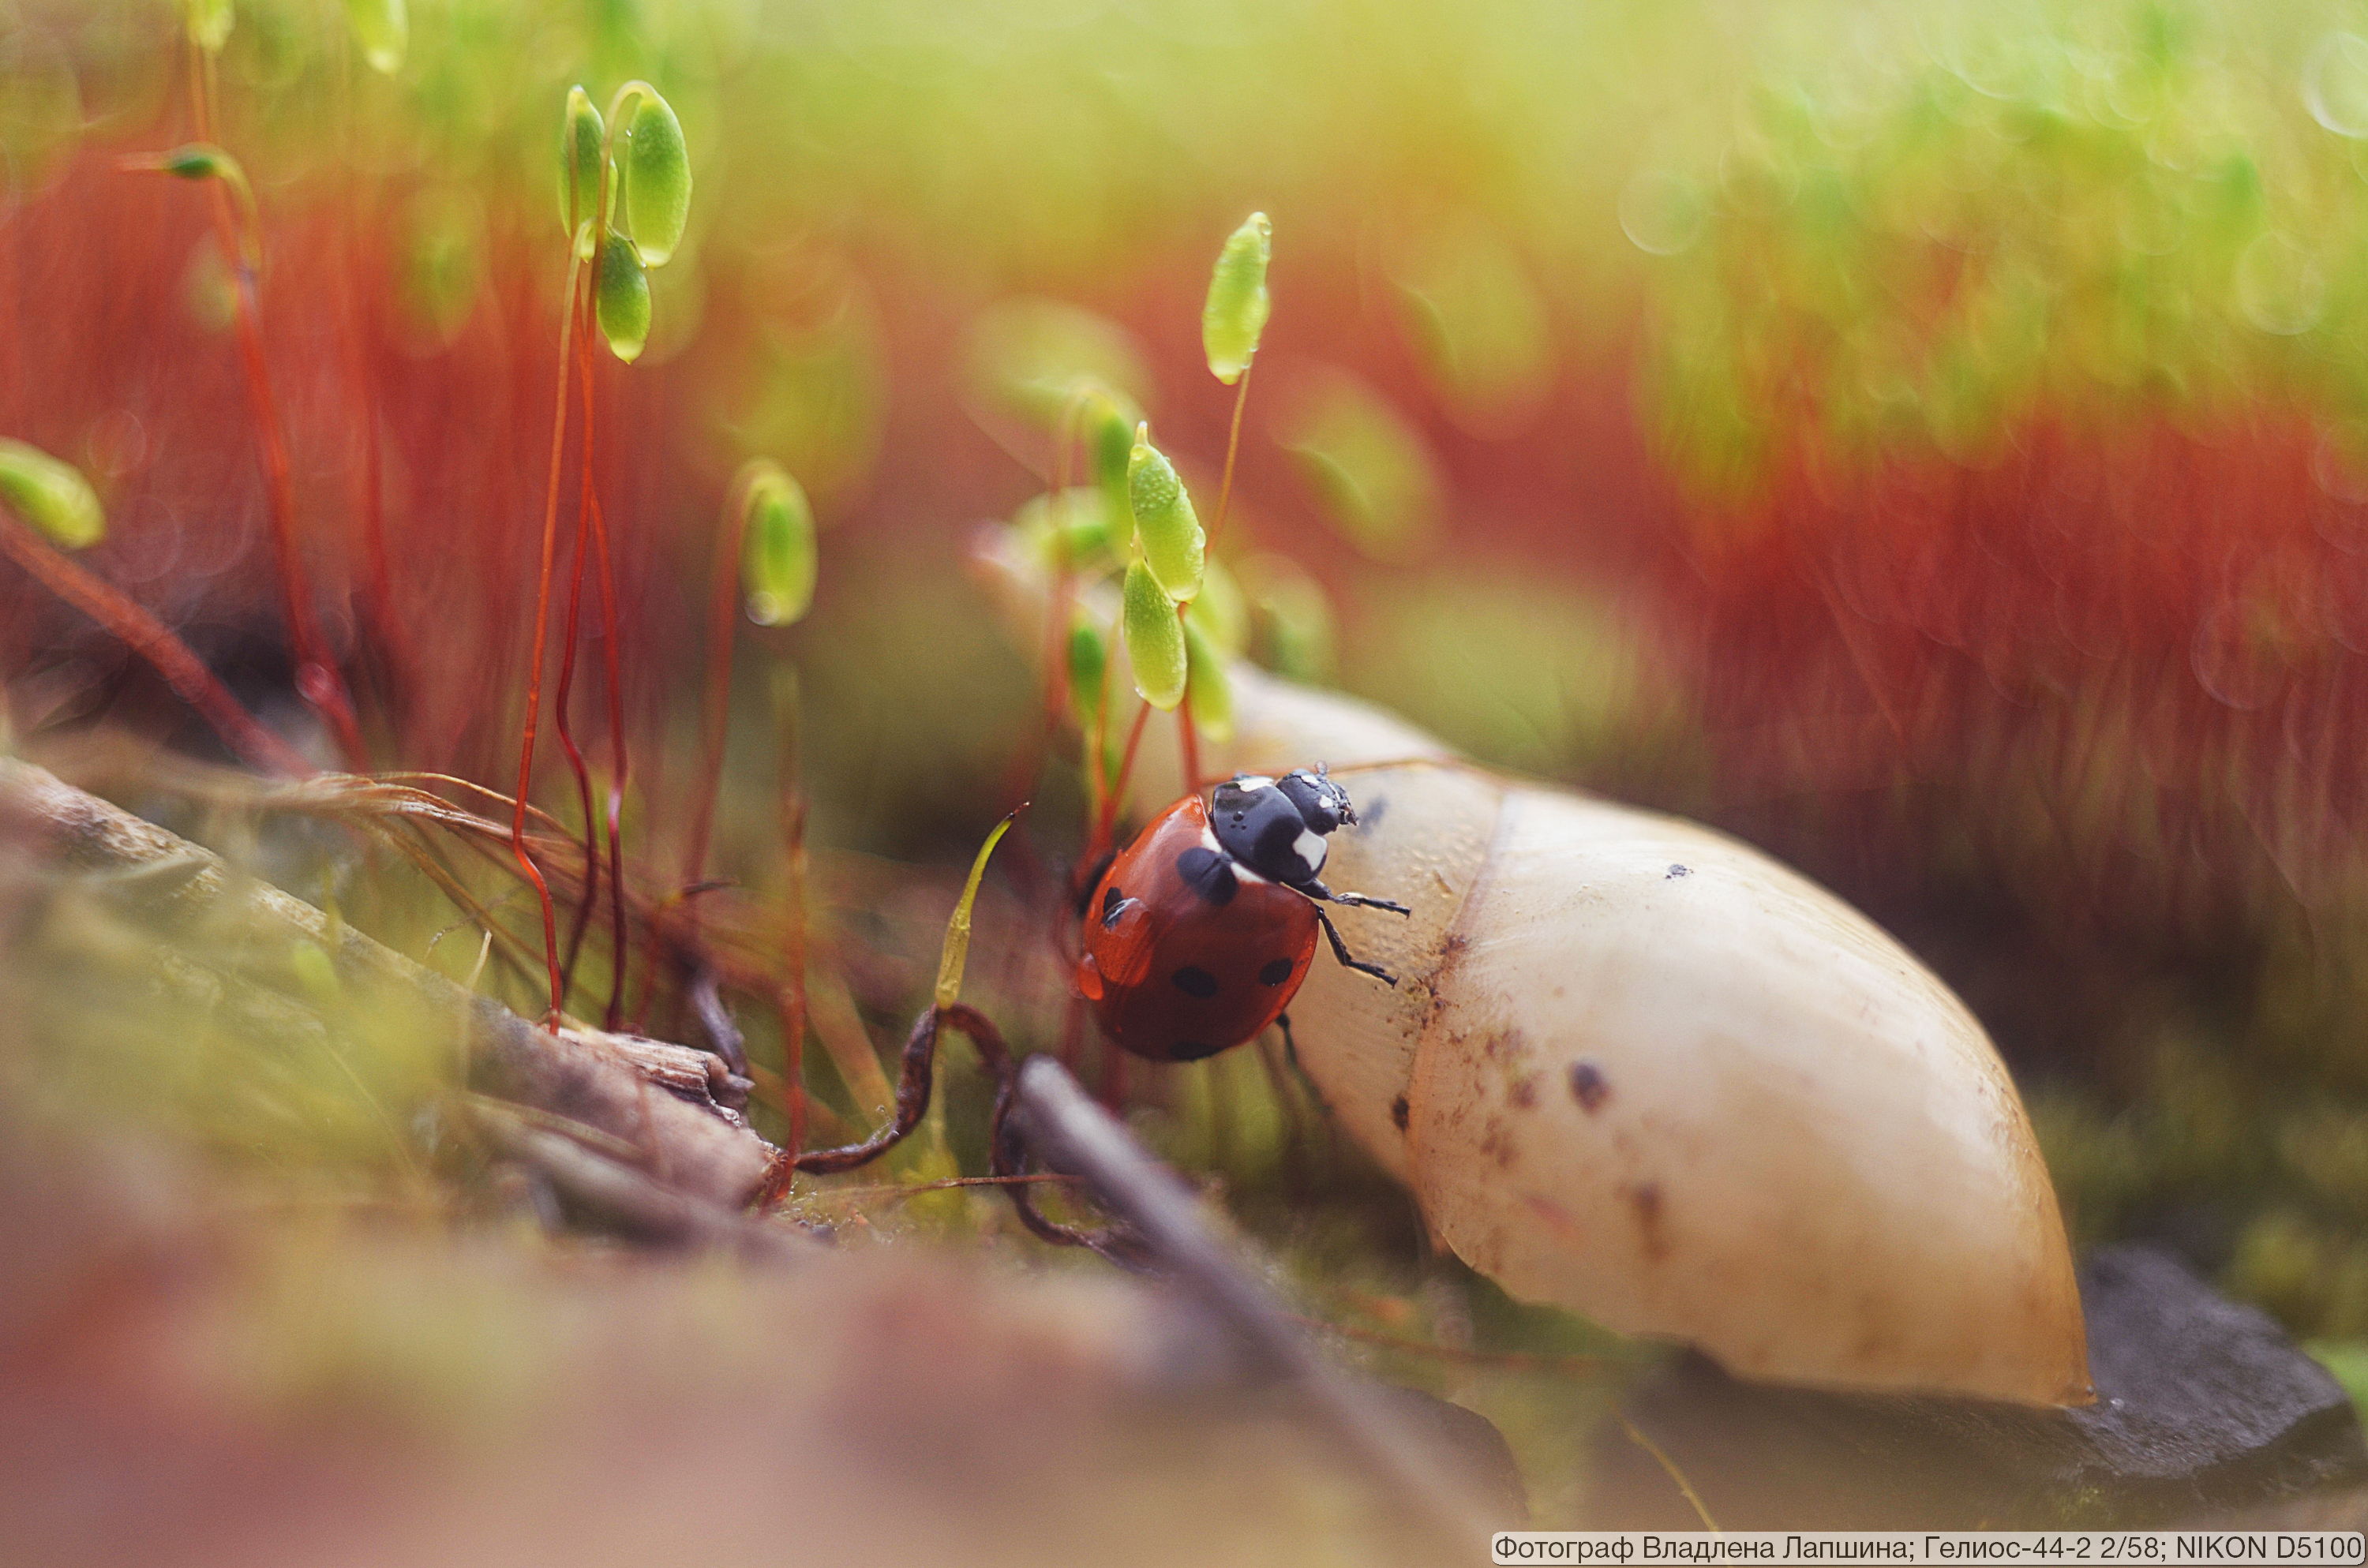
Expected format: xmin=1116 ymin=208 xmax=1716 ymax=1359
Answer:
xmin=1077 ymin=767 xmax=1410 ymax=1062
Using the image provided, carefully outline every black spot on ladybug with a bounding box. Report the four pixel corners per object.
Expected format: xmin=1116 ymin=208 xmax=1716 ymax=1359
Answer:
xmin=1175 ymin=846 xmax=1238 ymax=905
xmin=1258 ymin=956 xmax=1295 ymax=986
xmin=1569 ymin=1061 xmax=1610 ymax=1113
xmin=1167 ymin=1038 xmax=1223 ymax=1061
xmin=1389 ymin=1095 xmax=1410 ymax=1132
xmin=1171 ymin=964 xmax=1220 ymax=998
xmin=1072 ymin=848 xmax=1117 ymax=918
xmin=1665 ymin=863 xmax=1691 ymax=879
xmin=1100 ymin=885 xmax=1126 ymax=928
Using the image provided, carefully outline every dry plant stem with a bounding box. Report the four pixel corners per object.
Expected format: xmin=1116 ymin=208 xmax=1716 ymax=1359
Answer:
xmin=785 ymin=1003 xmax=1095 ymax=1252
xmin=1007 ymin=1055 xmax=1496 ymax=1551
xmin=790 ymin=1005 xmax=991 ymax=1175
xmin=86 ymin=755 xmax=778 ymax=1040
xmin=0 ymin=510 xmax=312 ymax=776
xmin=509 ymin=246 xmax=588 ymax=1024
xmin=469 ymin=1104 xmax=811 ymax=1263
xmin=686 ymin=967 xmax=749 ymax=1078
xmin=1617 ymin=1411 xmax=1722 ymax=1532
xmin=0 ymin=759 xmax=773 ymax=1208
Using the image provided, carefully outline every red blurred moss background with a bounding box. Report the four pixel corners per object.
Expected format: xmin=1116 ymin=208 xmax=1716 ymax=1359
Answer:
xmin=9 ymin=0 xmax=2368 ymax=1331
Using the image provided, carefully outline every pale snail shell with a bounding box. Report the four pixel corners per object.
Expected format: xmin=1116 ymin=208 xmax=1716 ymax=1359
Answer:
xmin=974 ymin=532 xmax=2090 ymax=1408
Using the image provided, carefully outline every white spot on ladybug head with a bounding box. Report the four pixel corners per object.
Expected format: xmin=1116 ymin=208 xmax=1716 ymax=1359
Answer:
xmin=1231 ymin=774 xmax=1276 ymax=793
xmin=1291 ymin=828 xmax=1328 ymax=880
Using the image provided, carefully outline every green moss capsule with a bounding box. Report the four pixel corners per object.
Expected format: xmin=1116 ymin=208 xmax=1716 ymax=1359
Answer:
xmin=1013 ymin=487 xmax=1110 ymax=564
xmin=560 ymin=87 xmax=605 ymax=252
xmin=0 ymin=439 xmax=103 ymax=549
xmin=1066 ymin=613 xmax=1107 ymax=732
xmin=345 ymin=0 xmax=407 ymax=74
xmin=157 ymin=143 xmax=236 ymax=183
xmin=1186 ymin=556 xmax=1249 ymax=659
xmin=595 ymin=232 xmax=650 ymax=363
xmin=1126 ymin=424 xmax=1203 ymax=602
xmin=739 ymin=462 xmax=817 ymax=627
xmin=1083 ymin=388 xmax=1136 ymax=554
xmin=187 ymin=0 xmax=233 ymax=54
xmin=1122 ymin=556 xmax=1187 ymax=710
xmin=623 ymin=88 xmax=691 ymax=268
xmin=1201 ymin=211 xmax=1272 ymax=385
xmin=1182 ymin=616 xmax=1234 ymax=742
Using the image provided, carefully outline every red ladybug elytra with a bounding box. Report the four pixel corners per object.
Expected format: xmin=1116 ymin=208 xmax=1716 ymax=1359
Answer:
xmin=1077 ymin=768 xmax=1410 ymax=1062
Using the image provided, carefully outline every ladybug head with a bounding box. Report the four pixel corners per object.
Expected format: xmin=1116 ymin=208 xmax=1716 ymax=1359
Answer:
xmin=1209 ymin=766 xmax=1358 ymax=886
xmin=1276 ymin=766 xmax=1355 ymax=833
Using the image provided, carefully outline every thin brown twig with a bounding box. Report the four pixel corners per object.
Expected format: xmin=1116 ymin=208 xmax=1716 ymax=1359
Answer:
xmin=1617 ymin=1410 xmax=1722 ymax=1533
xmin=815 ymin=1172 xmax=1085 ymax=1205
xmin=1005 ymin=1056 xmax=1497 ymax=1549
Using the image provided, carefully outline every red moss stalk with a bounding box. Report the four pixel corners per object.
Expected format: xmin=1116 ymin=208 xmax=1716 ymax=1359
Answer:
xmin=1174 ymin=361 xmax=1251 ymax=797
xmin=508 ymin=250 xmax=588 ymax=1025
xmin=552 ymin=285 xmax=605 ymax=1008
xmin=183 ymin=61 xmax=367 ymax=772
xmin=583 ymin=485 xmax=631 ymax=1031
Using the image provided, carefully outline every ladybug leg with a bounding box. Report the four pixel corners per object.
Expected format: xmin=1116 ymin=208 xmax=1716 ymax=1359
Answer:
xmin=1310 ymin=904 xmax=1397 ymax=986
xmin=1296 ymin=878 xmax=1412 ymax=917
xmin=1274 ymin=1011 xmax=1331 ymax=1112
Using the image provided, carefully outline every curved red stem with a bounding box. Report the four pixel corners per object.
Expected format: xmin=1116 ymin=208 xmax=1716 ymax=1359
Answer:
xmin=0 ymin=509 xmax=312 ymax=777
xmin=508 ymin=252 xmax=586 ymax=1025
